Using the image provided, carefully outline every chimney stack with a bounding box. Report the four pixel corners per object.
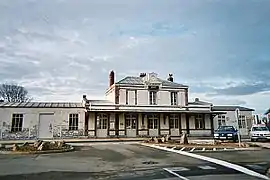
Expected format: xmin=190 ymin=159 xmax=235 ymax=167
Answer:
xmin=139 ymin=73 xmax=146 ymax=78
xmin=109 ymin=70 xmax=115 ymax=87
xmin=167 ymin=74 xmax=173 ymax=82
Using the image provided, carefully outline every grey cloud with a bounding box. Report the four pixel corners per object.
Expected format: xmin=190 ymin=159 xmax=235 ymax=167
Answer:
xmin=210 ymin=83 xmax=270 ymax=96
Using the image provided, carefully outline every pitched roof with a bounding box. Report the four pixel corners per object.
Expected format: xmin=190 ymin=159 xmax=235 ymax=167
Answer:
xmin=116 ymin=76 xmax=188 ymax=88
xmin=265 ymin=108 xmax=270 ymax=115
xmin=0 ymin=102 xmax=84 ymax=108
xmin=212 ymin=106 xmax=254 ymax=111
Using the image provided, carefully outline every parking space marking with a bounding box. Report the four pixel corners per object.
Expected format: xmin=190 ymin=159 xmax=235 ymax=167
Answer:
xmin=166 ymin=167 xmax=190 ymax=171
xmin=190 ymin=147 xmax=195 ymax=152
xmin=202 ymin=148 xmax=205 ymax=151
xmin=198 ymin=165 xmax=216 ymax=170
xmin=142 ymin=143 xmax=270 ymax=180
xmin=180 ymin=147 xmax=185 ymax=151
xmin=163 ymin=168 xmax=190 ymax=180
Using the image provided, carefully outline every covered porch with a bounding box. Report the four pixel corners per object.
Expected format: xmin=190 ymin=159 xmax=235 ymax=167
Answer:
xmin=86 ymin=110 xmax=220 ymax=138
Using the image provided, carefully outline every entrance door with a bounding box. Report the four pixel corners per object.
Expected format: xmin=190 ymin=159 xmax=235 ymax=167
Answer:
xmin=125 ymin=114 xmax=137 ymax=137
xmin=169 ymin=114 xmax=180 ymax=136
xmin=148 ymin=114 xmax=159 ymax=137
xmin=96 ymin=113 xmax=108 ymax=137
xmin=38 ymin=113 xmax=54 ymax=139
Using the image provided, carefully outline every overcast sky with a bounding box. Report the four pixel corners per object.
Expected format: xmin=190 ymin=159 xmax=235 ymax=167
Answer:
xmin=0 ymin=0 xmax=269 ymax=114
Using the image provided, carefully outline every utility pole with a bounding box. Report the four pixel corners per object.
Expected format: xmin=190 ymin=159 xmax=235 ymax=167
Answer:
xmin=235 ymin=108 xmax=241 ymax=147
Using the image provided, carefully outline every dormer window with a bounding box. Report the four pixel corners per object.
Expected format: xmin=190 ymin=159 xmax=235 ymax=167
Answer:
xmin=149 ymin=91 xmax=157 ymax=105
xmin=170 ymin=92 xmax=178 ymax=105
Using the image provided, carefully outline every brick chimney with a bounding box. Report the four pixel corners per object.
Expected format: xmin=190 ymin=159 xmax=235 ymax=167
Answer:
xmin=109 ymin=70 xmax=115 ymax=87
xmin=167 ymin=74 xmax=173 ymax=82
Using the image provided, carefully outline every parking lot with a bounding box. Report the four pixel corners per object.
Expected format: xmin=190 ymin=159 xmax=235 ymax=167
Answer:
xmin=0 ymin=143 xmax=268 ymax=179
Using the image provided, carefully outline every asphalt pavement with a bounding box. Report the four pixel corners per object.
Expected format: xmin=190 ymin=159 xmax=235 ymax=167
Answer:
xmin=0 ymin=143 xmax=268 ymax=180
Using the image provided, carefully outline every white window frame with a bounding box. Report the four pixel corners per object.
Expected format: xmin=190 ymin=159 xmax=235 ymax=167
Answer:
xmin=169 ymin=114 xmax=179 ymax=129
xmin=218 ymin=115 xmax=226 ymax=126
xmin=170 ymin=92 xmax=178 ymax=105
xmin=148 ymin=114 xmax=158 ymax=129
xmin=11 ymin=114 xmax=23 ymax=132
xmin=125 ymin=114 xmax=137 ymax=129
xmin=238 ymin=115 xmax=246 ymax=129
xmin=97 ymin=113 xmax=108 ymax=129
xmin=69 ymin=113 xmax=79 ymax=130
xmin=149 ymin=91 xmax=157 ymax=105
xmin=195 ymin=114 xmax=205 ymax=129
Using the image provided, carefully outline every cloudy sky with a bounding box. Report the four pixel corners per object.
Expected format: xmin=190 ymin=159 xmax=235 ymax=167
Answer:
xmin=0 ymin=0 xmax=270 ymax=114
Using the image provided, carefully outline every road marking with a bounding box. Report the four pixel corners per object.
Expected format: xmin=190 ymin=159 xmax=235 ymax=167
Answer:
xmin=180 ymin=147 xmax=185 ymax=151
xmin=172 ymin=146 xmax=176 ymax=149
xmin=202 ymin=148 xmax=205 ymax=151
xmin=166 ymin=167 xmax=190 ymax=171
xmin=198 ymin=165 xmax=216 ymax=170
xmin=213 ymin=148 xmax=217 ymax=151
xmin=163 ymin=168 xmax=190 ymax=180
xmin=142 ymin=143 xmax=270 ymax=180
xmin=190 ymin=147 xmax=195 ymax=152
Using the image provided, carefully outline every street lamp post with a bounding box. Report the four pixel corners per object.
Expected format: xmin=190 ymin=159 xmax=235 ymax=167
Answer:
xmin=235 ymin=108 xmax=241 ymax=147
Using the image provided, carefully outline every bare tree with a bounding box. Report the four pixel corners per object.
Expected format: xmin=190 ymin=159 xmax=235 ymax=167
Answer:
xmin=0 ymin=83 xmax=32 ymax=103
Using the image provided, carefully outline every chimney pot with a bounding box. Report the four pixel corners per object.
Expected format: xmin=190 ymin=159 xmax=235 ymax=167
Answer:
xmin=139 ymin=73 xmax=146 ymax=77
xmin=195 ymin=98 xmax=199 ymax=102
xmin=167 ymin=73 xmax=173 ymax=82
xmin=109 ymin=70 xmax=115 ymax=87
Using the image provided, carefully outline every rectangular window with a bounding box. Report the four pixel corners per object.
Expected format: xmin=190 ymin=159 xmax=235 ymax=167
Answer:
xmin=135 ymin=90 xmax=137 ymax=105
xmin=11 ymin=114 xmax=23 ymax=132
xmin=195 ymin=114 xmax=205 ymax=129
xmin=97 ymin=113 xmax=108 ymax=129
xmin=170 ymin=92 xmax=178 ymax=105
xmin=218 ymin=115 xmax=226 ymax=126
xmin=238 ymin=115 xmax=246 ymax=128
xmin=169 ymin=114 xmax=179 ymax=129
xmin=126 ymin=90 xmax=128 ymax=105
xmin=125 ymin=114 xmax=137 ymax=129
xmin=149 ymin=91 xmax=157 ymax=105
xmin=69 ymin=114 xmax=79 ymax=130
xmin=148 ymin=114 xmax=158 ymax=129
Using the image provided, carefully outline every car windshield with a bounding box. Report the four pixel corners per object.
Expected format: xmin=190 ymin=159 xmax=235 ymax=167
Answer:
xmin=217 ymin=126 xmax=235 ymax=131
xmin=252 ymin=127 xmax=269 ymax=131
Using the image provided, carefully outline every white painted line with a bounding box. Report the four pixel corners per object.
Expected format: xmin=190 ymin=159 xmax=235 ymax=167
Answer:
xmin=224 ymin=148 xmax=227 ymax=150
xmin=190 ymin=147 xmax=195 ymax=152
xmin=213 ymin=148 xmax=217 ymax=151
xmin=163 ymin=168 xmax=190 ymax=180
xmin=142 ymin=143 xmax=270 ymax=180
xmin=180 ymin=147 xmax=185 ymax=151
xmin=202 ymin=148 xmax=205 ymax=151
xmin=167 ymin=167 xmax=190 ymax=171
xmin=172 ymin=146 xmax=176 ymax=150
xmin=198 ymin=165 xmax=216 ymax=170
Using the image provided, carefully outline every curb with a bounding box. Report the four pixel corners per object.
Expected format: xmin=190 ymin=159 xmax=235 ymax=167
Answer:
xmin=0 ymin=146 xmax=74 ymax=155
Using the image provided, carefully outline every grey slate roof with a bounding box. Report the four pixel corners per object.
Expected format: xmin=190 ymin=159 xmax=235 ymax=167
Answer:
xmin=212 ymin=106 xmax=254 ymax=111
xmin=0 ymin=102 xmax=84 ymax=108
xmin=189 ymin=101 xmax=213 ymax=106
xmin=116 ymin=76 xmax=188 ymax=88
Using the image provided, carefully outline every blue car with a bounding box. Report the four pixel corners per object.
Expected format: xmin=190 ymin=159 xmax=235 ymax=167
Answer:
xmin=214 ymin=125 xmax=238 ymax=142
